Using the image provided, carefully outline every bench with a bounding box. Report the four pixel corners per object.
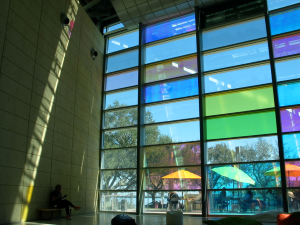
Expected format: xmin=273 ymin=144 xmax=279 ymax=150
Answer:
xmin=36 ymin=208 xmax=72 ymax=220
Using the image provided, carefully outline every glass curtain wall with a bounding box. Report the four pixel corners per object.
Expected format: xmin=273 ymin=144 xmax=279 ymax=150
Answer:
xmin=99 ymin=0 xmax=300 ymax=216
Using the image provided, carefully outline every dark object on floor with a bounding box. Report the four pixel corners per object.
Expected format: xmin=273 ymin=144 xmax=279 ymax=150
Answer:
xmin=277 ymin=213 xmax=300 ymax=225
xmin=203 ymin=217 xmax=263 ymax=225
xmin=111 ymin=214 xmax=136 ymax=225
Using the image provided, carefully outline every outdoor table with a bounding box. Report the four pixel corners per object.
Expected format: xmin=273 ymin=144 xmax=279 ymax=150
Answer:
xmin=230 ymin=197 xmax=241 ymax=212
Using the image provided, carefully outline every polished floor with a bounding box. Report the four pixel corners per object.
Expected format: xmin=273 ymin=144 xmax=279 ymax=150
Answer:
xmin=10 ymin=212 xmax=277 ymax=225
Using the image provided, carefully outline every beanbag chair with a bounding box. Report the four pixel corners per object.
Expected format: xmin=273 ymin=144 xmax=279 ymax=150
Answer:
xmin=277 ymin=213 xmax=300 ymax=225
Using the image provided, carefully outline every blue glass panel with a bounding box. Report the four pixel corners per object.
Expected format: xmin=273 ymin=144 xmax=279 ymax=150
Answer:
xmin=203 ymin=18 xmax=267 ymax=50
xmin=268 ymin=0 xmax=300 ymax=11
xmin=106 ymin=50 xmax=138 ymax=73
xmin=145 ymin=77 xmax=198 ymax=103
xmin=270 ymin=7 xmax=300 ymax=36
xmin=145 ymin=35 xmax=196 ymax=64
xmin=106 ymin=70 xmax=138 ymax=91
xmin=205 ymin=64 xmax=272 ymax=93
xmin=145 ymin=13 xmax=195 ymax=43
xmin=107 ymin=30 xmax=139 ymax=53
xmin=283 ymin=133 xmax=300 ymax=159
xmin=108 ymin=23 xmax=124 ymax=32
xmin=204 ymin=42 xmax=269 ymax=72
xmin=278 ymin=81 xmax=300 ymax=106
xmin=276 ymin=58 xmax=300 ymax=81
xmin=105 ymin=89 xmax=138 ymax=109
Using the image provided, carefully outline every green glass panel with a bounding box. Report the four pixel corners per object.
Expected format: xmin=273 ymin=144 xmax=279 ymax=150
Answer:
xmin=206 ymin=86 xmax=274 ymax=116
xmin=207 ymin=110 xmax=277 ymax=140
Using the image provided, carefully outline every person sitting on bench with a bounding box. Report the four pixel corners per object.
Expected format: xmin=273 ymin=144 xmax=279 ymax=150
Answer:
xmin=50 ymin=184 xmax=81 ymax=220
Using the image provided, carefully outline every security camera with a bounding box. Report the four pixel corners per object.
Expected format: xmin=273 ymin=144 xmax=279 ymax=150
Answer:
xmin=60 ymin=12 xmax=70 ymax=26
xmin=90 ymin=48 xmax=98 ymax=60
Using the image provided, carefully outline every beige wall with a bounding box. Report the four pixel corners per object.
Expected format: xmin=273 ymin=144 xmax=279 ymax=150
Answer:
xmin=0 ymin=0 xmax=104 ymax=223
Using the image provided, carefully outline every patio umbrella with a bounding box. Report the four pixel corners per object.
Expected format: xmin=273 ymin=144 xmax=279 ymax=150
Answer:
xmin=211 ymin=166 xmax=255 ymax=185
xmin=162 ymin=170 xmax=201 ymax=179
xmin=264 ymin=163 xmax=300 ymax=186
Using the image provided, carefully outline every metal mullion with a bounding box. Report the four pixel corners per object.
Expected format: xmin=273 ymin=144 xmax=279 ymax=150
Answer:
xmin=195 ymin=7 xmax=207 ymax=217
xmin=101 ymin=168 xmax=137 ymax=172
xmin=145 ymin=117 xmax=199 ymax=127
xmin=206 ymin=133 xmax=278 ymax=142
xmin=144 ymin=140 xmax=200 ymax=148
xmin=145 ymin=74 xmax=198 ymax=87
xmin=144 ymin=164 xmax=201 ymax=170
xmin=102 ymin=125 xmax=137 ymax=132
xmin=263 ymin=0 xmax=288 ymax=212
xmin=271 ymin=29 xmax=300 ymax=39
xmin=284 ymin=158 xmax=300 ymax=162
xmin=104 ymin=85 xmax=138 ymax=95
xmin=280 ymin=130 xmax=300 ymax=135
xmin=105 ymin=66 xmax=138 ymax=77
xmin=207 ymin=159 xmax=281 ymax=167
xmin=106 ymin=45 xmax=139 ymax=57
xmin=144 ymin=95 xmax=199 ymax=107
xmin=105 ymin=28 xmax=139 ymax=38
xmin=144 ymin=53 xmax=197 ymax=68
xmin=279 ymin=103 xmax=300 ymax=109
xmin=277 ymin=78 xmax=300 ymax=85
xmin=274 ymin=53 xmax=300 ymax=62
xmin=101 ymin=146 xmax=137 ymax=151
xmin=268 ymin=2 xmax=300 ymax=14
xmin=208 ymin=187 xmax=282 ymax=192
xmin=104 ymin=105 xmax=137 ymax=113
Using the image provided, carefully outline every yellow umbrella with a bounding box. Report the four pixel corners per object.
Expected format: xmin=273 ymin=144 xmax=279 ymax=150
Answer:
xmin=162 ymin=170 xmax=201 ymax=179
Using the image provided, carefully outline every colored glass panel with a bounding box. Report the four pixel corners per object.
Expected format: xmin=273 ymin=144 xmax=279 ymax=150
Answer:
xmin=145 ymin=13 xmax=196 ymax=43
xmin=268 ymin=0 xmax=300 ymax=11
xmin=101 ymin=149 xmax=137 ymax=169
xmin=203 ymin=17 xmax=267 ymax=50
xmin=285 ymin=161 xmax=300 ymax=187
xmin=207 ymin=136 xmax=279 ymax=164
xmin=144 ymin=167 xmax=201 ymax=190
xmin=105 ymin=89 xmax=137 ymax=109
xmin=206 ymin=86 xmax=274 ymax=116
xmin=207 ymin=110 xmax=277 ymax=140
xmin=270 ymin=7 xmax=300 ymax=35
xmin=103 ymin=128 xmax=137 ymax=149
xmin=145 ymin=99 xmax=199 ymax=124
xmin=273 ymin=33 xmax=300 ymax=58
xmin=144 ymin=143 xmax=201 ymax=168
xmin=107 ymin=30 xmax=139 ymax=53
xmin=145 ymin=34 xmax=196 ymax=64
xmin=101 ymin=191 xmax=136 ymax=212
xmin=101 ymin=169 xmax=137 ymax=190
xmin=281 ymin=106 xmax=300 ymax=132
xmin=145 ymin=55 xmax=198 ymax=83
xmin=278 ymin=81 xmax=300 ymax=106
xmin=106 ymin=70 xmax=138 ymax=91
xmin=276 ymin=57 xmax=300 ymax=81
xmin=204 ymin=42 xmax=269 ymax=72
xmin=283 ymin=133 xmax=300 ymax=159
xmin=144 ymin=77 xmax=198 ymax=103
xmin=104 ymin=108 xmax=137 ymax=129
xmin=205 ymin=64 xmax=272 ymax=93
xmin=145 ymin=120 xmax=200 ymax=145
xmin=106 ymin=49 xmax=138 ymax=73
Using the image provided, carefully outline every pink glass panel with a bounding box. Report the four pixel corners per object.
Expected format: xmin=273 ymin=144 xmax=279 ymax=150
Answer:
xmin=145 ymin=55 xmax=198 ymax=83
xmin=281 ymin=106 xmax=300 ymax=132
xmin=273 ymin=33 xmax=300 ymax=58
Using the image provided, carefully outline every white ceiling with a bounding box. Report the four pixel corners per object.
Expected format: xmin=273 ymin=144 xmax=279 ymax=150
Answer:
xmin=110 ymin=0 xmax=228 ymax=29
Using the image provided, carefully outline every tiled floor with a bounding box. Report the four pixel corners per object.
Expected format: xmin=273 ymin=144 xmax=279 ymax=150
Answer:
xmin=10 ymin=212 xmax=277 ymax=225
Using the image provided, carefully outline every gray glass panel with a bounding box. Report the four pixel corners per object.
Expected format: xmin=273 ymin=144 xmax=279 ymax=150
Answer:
xmin=204 ymin=42 xmax=269 ymax=72
xmin=275 ymin=58 xmax=300 ymax=82
xmin=107 ymin=30 xmax=139 ymax=53
xmin=105 ymin=89 xmax=138 ymax=109
xmin=145 ymin=34 xmax=196 ymax=64
xmin=107 ymin=50 xmax=138 ymax=73
xmin=145 ymin=99 xmax=199 ymax=124
xmin=205 ymin=64 xmax=272 ymax=93
xmin=203 ymin=18 xmax=267 ymax=50
xmin=104 ymin=108 xmax=138 ymax=128
xmin=101 ymin=149 xmax=137 ymax=169
xmin=101 ymin=191 xmax=136 ymax=212
xmin=101 ymin=170 xmax=137 ymax=190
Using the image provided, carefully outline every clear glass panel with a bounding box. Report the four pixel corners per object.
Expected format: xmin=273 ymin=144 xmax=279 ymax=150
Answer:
xmin=103 ymin=128 xmax=137 ymax=149
xmin=205 ymin=64 xmax=272 ymax=93
xmin=268 ymin=0 xmax=300 ymax=11
xmin=101 ymin=170 xmax=137 ymax=190
xmin=145 ymin=34 xmax=196 ymax=64
xmin=107 ymin=30 xmax=139 ymax=53
xmin=206 ymin=86 xmax=274 ymax=116
xmin=145 ymin=120 xmax=200 ymax=145
xmin=106 ymin=70 xmax=138 ymax=91
xmin=283 ymin=133 xmax=300 ymax=159
xmin=101 ymin=149 xmax=137 ymax=169
xmin=207 ymin=110 xmax=277 ymax=140
xmin=276 ymin=57 xmax=300 ymax=81
xmin=104 ymin=108 xmax=137 ymax=129
xmin=287 ymin=188 xmax=300 ymax=213
xmin=145 ymin=55 xmax=198 ymax=83
xmin=270 ymin=7 xmax=300 ymax=36
xmin=281 ymin=106 xmax=300 ymax=132
xmin=106 ymin=49 xmax=138 ymax=73
xmin=105 ymin=89 xmax=137 ymax=109
xmin=204 ymin=42 xmax=269 ymax=72
xmin=203 ymin=17 xmax=267 ymax=51
xmin=145 ymin=13 xmax=196 ymax=43
xmin=143 ymin=191 xmax=202 ymax=214
xmin=108 ymin=23 xmax=124 ymax=32
xmin=145 ymin=99 xmax=199 ymax=124
xmin=144 ymin=143 xmax=201 ymax=167
xmin=100 ymin=191 xmax=136 ymax=212
xmin=208 ymin=189 xmax=283 ymax=215
xmin=207 ymin=136 xmax=279 ymax=164
xmin=145 ymin=77 xmax=198 ymax=103
xmin=285 ymin=161 xmax=300 ymax=187
xmin=207 ymin=162 xmax=281 ymax=189
xmin=273 ymin=33 xmax=300 ymax=58
xmin=144 ymin=167 xmax=201 ymax=190
xmin=278 ymin=81 xmax=300 ymax=106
